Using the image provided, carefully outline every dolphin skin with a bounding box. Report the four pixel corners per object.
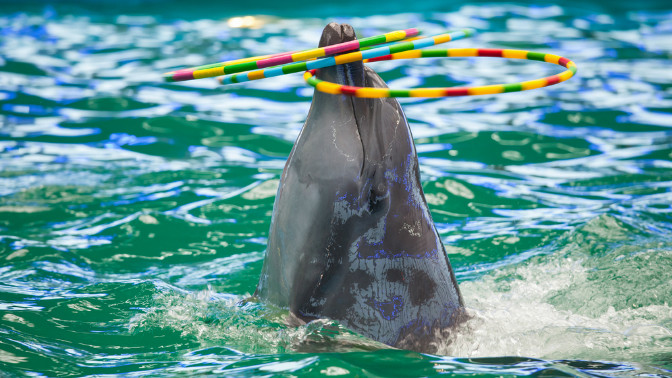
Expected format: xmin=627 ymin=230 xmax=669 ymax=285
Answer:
xmin=256 ymin=23 xmax=464 ymax=353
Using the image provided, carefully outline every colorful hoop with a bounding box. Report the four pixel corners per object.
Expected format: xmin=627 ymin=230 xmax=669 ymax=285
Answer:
xmin=303 ymin=48 xmax=577 ymax=98
xmin=162 ymin=27 xmax=578 ymax=99
xmin=217 ymin=29 xmax=474 ymax=85
xmin=163 ymin=28 xmax=421 ymax=82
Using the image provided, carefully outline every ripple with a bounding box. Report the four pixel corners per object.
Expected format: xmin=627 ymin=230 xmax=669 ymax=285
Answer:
xmin=1 ymin=4 xmax=672 ymax=377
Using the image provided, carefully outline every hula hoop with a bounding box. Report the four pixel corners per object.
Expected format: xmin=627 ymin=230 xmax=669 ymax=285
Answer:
xmin=303 ymin=48 xmax=577 ymax=98
xmin=163 ymin=28 xmax=421 ymax=82
xmin=217 ymin=29 xmax=473 ymax=85
xmin=162 ymin=27 xmax=578 ymax=98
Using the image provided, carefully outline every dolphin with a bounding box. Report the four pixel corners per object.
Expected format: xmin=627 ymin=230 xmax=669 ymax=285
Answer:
xmin=256 ymin=22 xmax=464 ymax=353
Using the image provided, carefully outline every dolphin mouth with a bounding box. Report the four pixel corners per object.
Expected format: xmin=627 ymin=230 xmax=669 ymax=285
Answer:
xmin=317 ymin=22 xmax=366 ymax=88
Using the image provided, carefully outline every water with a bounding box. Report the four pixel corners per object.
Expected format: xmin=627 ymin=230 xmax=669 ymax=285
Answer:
xmin=1 ymin=1 xmax=672 ymax=376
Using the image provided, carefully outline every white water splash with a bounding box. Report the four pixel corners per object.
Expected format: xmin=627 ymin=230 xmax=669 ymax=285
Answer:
xmin=439 ymin=224 xmax=672 ymax=364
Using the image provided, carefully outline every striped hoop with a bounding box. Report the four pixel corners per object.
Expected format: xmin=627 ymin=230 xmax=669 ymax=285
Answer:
xmin=162 ymin=27 xmax=578 ymax=98
xmin=304 ymin=48 xmax=577 ymax=98
xmin=217 ymin=29 xmax=473 ymax=85
xmin=163 ymin=28 xmax=421 ymax=82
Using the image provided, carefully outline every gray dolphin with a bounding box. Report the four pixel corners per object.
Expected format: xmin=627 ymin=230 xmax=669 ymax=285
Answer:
xmin=256 ymin=22 xmax=464 ymax=353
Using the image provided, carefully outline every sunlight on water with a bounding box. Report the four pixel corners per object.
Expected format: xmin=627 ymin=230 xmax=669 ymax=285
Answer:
xmin=1 ymin=1 xmax=672 ymax=376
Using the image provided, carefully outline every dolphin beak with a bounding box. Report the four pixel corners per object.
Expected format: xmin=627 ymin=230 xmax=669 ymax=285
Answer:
xmin=318 ymin=22 xmax=356 ymax=48
xmin=316 ymin=22 xmax=366 ymax=88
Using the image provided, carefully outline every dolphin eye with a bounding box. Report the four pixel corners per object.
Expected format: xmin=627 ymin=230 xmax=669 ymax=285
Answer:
xmin=367 ymin=182 xmax=388 ymax=213
xmin=368 ymin=188 xmax=382 ymax=213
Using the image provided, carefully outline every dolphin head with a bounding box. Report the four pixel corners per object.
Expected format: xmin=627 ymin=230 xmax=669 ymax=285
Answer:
xmin=304 ymin=23 xmax=410 ymax=180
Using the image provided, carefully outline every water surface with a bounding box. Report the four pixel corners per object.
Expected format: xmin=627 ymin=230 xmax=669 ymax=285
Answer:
xmin=1 ymin=2 xmax=671 ymax=376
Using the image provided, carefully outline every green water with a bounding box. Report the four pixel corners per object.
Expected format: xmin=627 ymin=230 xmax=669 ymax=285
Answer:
xmin=1 ymin=1 xmax=671 ymax=376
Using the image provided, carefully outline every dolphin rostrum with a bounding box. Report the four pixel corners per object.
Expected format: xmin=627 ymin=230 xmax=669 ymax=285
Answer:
xmin=255 ymin=22 xmax=464 ymax=353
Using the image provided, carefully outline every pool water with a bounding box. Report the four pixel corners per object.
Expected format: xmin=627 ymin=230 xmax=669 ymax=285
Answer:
xmin=1 ymin=1 xmax=671 ymax=376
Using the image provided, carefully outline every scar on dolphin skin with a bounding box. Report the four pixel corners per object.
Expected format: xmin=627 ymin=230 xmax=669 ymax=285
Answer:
xmin=255 ymin=22 xmax=466 ymax=354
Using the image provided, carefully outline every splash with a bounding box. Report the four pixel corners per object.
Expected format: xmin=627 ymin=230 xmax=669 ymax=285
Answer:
xmin=128 ymin=286 xmax=388 ymax=354
xmin=440 ymin=214 xmax=672 ymax=368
